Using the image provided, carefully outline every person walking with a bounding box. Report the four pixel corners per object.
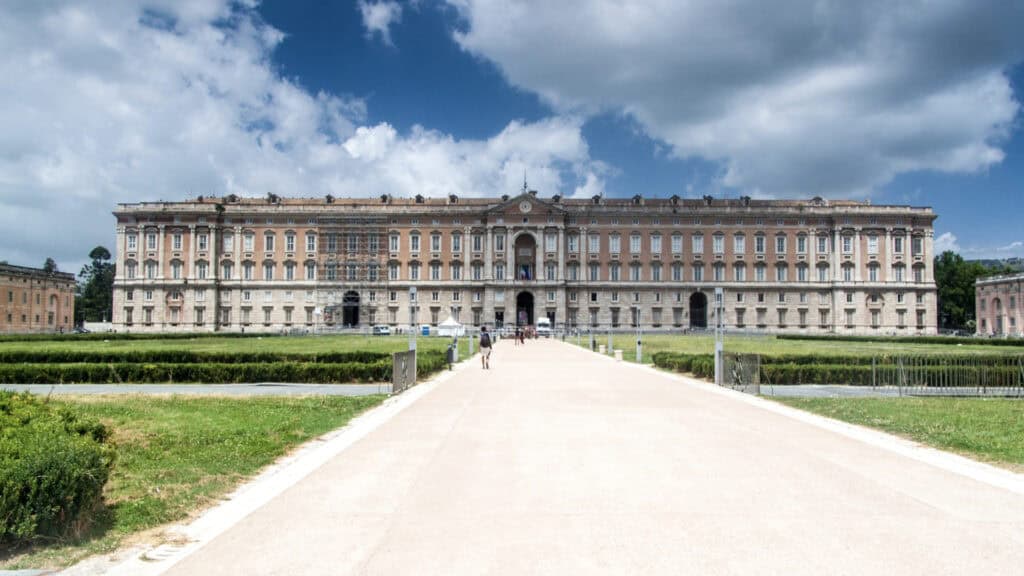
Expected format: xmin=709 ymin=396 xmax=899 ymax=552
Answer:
xmin=479 ymin=326 xmax=492 ymax=369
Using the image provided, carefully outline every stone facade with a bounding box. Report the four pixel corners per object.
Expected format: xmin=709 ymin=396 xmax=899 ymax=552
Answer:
xmin=111 ymin=192 xmax=938 ymax=334
xmin=0 ymin=263 xmax=76 ymax=334
xmin=975 ymin=273 xmax=1024 ymax=336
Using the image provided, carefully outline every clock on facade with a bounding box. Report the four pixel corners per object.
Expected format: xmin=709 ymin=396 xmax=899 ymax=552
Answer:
xmin=519 ymin=201 xmax=532 ymax=213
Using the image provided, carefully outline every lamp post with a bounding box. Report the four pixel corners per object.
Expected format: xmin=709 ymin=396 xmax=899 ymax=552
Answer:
xmin=408 ymin=287 xmax=417 ymax=351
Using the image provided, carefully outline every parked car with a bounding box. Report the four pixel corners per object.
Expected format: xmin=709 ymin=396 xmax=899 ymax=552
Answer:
xmin=372 ymin=325 xmax=392 ymax=336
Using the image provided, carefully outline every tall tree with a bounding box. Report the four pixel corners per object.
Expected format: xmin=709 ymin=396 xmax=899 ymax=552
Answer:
xmin=934 ymin=251 xmax=1013 ymax=331
xmin=76 ymin=246 xmax=115 ymax=324
xmin=43 ymin=257 xmax=57 ymax=273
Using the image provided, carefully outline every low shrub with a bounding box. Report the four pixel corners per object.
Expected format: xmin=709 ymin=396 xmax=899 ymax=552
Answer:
xmin=776 ymin=334 xmax=1024 ymax=348
xmin=0 ymin=350 xmax=390 ymax=365
xmin=0 ymin=392 xmax=115 ymax=548
xmin=0 ymin=332 xmax=265 ymax=343
xmin=652 ymin=352 xmax=715 ymax=378
xmin=0 ymin=361 xmax=393 ymax=384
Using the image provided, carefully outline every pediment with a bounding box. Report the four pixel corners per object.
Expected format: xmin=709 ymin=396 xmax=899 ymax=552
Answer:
xmin=485 ymin=192 xmax=566 ymax=218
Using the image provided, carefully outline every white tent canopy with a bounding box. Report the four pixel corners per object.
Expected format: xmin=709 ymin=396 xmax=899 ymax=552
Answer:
xmin=437 ymin=316 xmax=465 ymax=337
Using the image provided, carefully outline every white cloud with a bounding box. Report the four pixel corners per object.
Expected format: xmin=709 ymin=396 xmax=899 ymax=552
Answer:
xmin=934 ymin=232 xmax=961 ymax=254
xmin=0 ymin=1 xmax=604 ymax=273
xmin=359 ymin=1 xmax=402 ymax=46
xmin=447 ymin=0 xmax=1024 ymax=198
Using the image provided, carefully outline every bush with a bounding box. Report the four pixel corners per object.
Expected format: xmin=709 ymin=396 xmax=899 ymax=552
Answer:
xmin=0 ymin=392 xmax=114 ymax=548
xmin=776 ymin=334 xmax=1024 ymax=348
xmin=0 ymin=361 xmax=393 ymax=384
xmin=652 ymin=352 xmax=715 ymax=378
xmin=0 ymin=332 xmax=265 ymax=343
xmin=0 ymin=350 xmax=390 ymax=365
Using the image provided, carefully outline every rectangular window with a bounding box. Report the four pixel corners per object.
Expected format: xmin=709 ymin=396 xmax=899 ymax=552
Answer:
xmin=147 ymin=233 xmax=157 ymax=250
xmin=590 ymin=234 xmax=601 ymax=254
xmin=894 ymin=236 xmax=904 ymax=254
xmin=797 ymin=236 xmax=807 ymax=254
xmin=285 ymin=234 xmax=294 ymax=252
xmin=173 ymin=233 xmax=182 ymax=250
xmin=867 ymin=235 xmax=878 ymax=255
xmin=651 ymin=265 xmax=661 ymax=281
xmin=244 ymin=234 xmax=254 ymax=252
xmin=431 ymin=234 xmax=441 ymax=252
xmin=798 ymin=266 xmax=808 ymax=282
xmin=630 ymin=235 xmax=641 ymax=254
xmin=912 ymin=237 xmax=923 ymax=256
xmin=410 ymin=235 xmax=420 ymax=252
xmin=842 ymin=236 xmax=853 ymax=254
xmin=472 ymin=234 xmax=482 ymax=252
xmin=127 ymin=234 xmax=137 ymax=251
xmin=775 ymin=236 xmax=786 ymax=254
xmin=495 ymin=234 xmax=504 ymax=252
xmin=755 ymin=236 xmax=765 ymax=254
xmin=223 ymin=233 xmax=236 ymax=252
xmin=755 ymin=265 xmax=765 ymax=282
xmin=452 ymin=234 xmax=462 ymax=252
xmin=713 ymin=235 xmax=724 ymax=254
xmin=672 ymin=264 xmax=682 ymax=281
xmin=306 ymin=234 xmax=316 ymax=252
xmin=389 ymin=234 xmax=399 ymax=252
xmin=610 ymin=264 xmax=620 ymax=282
xmin=693 ymin=265 xmax=704 ymax=282
xmin=843 ymin=266 xmax=853 ymax=282
xmin=589 ymin=263 xmax=600 ymax=282
xmin=734 ymin=235 xmax=745 ymax=253
xmin=546 ymin=233 xmax=557 ymax=253
xmin=568 ymin=234 xmax=579 ymax=253
xmin=734 ymin=265 xmax=746 ymax=282
xmin=776 ymin=266 xmax=787 ymax=282
xmin=650 ymin=235 xmax=661 ymax=253
xmin=692 ymin=235 xmax=704 ymax=254
xmin=610 ymin=235 xmax=621 ymax=254
xmin=817 ymin=236 xmax=828 ymax=253
xmin=495 ymin=264 xmax=505 ymax=280
xmin=671 ymin=235 xmax=683 ymax=254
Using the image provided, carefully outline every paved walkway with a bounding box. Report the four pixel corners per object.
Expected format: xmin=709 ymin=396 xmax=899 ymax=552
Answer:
xmin=155 ymin=339 xmax=1023 ymax=575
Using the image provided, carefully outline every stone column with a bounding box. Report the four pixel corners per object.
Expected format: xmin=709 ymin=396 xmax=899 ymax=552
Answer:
xmin=234 ymin=225 xmax=243 ymax=281
xmin=484 ymin=225 xmax=493 ymax=281
xmin=506 ymin=230 xmax=514 ymax=282
xmin=157 ymin=225 xmax=166 ymax=280
xmin=557 ymin=227 xmax=565 ymax=281
xmin=535 ymin=228 xmax=544 ymax=283
xmin=853 ymin=228 xmax=862 ymax=282
xmin=463 ymin=226 xmax=471 ymax=282
xmin=115 ymin=226 xmax=126 ymax=280
xmin=832 ymin=228 xmax=841 ymax=282
xmin=188 ymin=225 xmax=196 ymax=279
xmin=884 ymin=228 xmax=892 ymax=283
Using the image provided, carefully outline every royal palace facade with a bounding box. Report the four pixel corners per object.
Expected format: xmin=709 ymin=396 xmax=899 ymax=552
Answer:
xmin=111 ymin=191 xmax=937 ymax=334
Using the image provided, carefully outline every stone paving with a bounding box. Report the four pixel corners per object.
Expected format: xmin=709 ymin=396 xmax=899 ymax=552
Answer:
xmin=107 ymin=339 xmax=1024 ymax=574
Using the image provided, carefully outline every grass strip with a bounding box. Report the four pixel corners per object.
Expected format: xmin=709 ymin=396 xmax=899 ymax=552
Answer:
xmin=0 ymin=394 xmax=386 ymax=570
xmin=773 ymin=397 xmax=1024 ymax=471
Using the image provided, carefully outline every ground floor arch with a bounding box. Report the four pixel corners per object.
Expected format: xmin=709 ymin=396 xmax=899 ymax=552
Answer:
xmin=689 ymin=292 xmax=707 ymax=329
xmin=342 ymin=290 xmax=360 ymax=326
xmin=516 ymin=291 xmax=534 ymax=326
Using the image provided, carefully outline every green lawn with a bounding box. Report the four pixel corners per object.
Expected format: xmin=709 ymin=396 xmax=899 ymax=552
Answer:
xmin=774 ymin=397 xmax=1024 ymax=471
xmin=0 ymin=394 xmax=385 ymax=570
xmin=0 ymin=334 xmax=471 ymax=357
xmin=570 ymin=333 xmax=1018 ymax=364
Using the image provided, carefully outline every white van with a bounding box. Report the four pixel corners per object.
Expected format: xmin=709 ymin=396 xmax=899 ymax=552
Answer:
xmin=536 ymin=317 xmax=552 ymax=337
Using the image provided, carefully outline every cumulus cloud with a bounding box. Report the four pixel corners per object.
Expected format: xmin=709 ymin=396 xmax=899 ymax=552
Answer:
xmin=0 ymin=1 xmax=603 ymax=272
xmin=358 ymin=1 xmax=402 ymax=45
xmin=934 ymin=232 xmax=961 ymax=254
xmin=447 ymin=0 xmax=1024 ymax=198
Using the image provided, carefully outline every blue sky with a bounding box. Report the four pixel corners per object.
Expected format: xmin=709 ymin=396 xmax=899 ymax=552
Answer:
xmin=1 ymin=1 xmax=1023 ymax=273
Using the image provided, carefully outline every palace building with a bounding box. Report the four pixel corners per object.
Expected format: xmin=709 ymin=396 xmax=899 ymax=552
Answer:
xmin=111 ymin=191 xmax=938 ymax=334
xmin=1 ymin=263 xmax=76 ymax=334
xmin=976 ymin=273 xmax=1023 ymax=337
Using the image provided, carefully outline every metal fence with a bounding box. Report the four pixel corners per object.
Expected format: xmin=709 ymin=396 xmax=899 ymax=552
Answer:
xmin=391 ymin=350 xmax=417 ymax=395
xmin=723 ymin=353 xmax=760 ymax=395
xmin=881 ymin=355 xmax=1024 ymax=397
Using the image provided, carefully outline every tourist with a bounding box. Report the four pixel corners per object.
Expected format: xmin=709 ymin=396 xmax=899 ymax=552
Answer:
xmin=479 ymin=326 xmax=492 ymax=369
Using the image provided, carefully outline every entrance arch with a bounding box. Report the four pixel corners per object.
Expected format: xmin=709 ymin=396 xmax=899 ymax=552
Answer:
xmin=689 ymin=292 xmax=707 ymax=329
xmin=513 ymin=233 xmax=537 ymax=281
xmin=516 ymin=291 xmax=534 ymax=326
xmin=342 ymin=291 xmax=360 ymax=327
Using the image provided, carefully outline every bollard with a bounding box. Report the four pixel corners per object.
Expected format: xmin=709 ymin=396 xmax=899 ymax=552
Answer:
xmin=614 ymin=349 xmax=623 ymax=361
xmin=599 ymin=344 xmax=606 ymax=354
xmin=469 ymin=333 xmax=475 ymax=356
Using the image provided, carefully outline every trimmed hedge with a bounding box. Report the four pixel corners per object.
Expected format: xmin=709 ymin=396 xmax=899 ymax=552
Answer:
xmin=0 ymin=361 xmax=392 ymax=385
xmin=651 ymin=352 xmax=715 ymax=378
xmin=1 ymin=392 xmax=115 ymax=547
xmin=0 ymin=351 xmax=452 ymax=385
xmin=776 ymin=334 xmax=1024 ymax=348
xmin=0 ymin=350 xmax=390 ymax=365
xmin=0 ymin=332 xmax=266 ymax=343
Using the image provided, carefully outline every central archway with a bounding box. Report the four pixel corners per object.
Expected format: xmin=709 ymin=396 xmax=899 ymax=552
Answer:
xmin=689 ymin=292 xmax=707 ymax=329
xmin=514 ymin=233 xmax=537 ymax=281
xmin=516 ymin=291 xmax=534 ymax=326
xmin=342 ymin=290 xmax=360 ymax=327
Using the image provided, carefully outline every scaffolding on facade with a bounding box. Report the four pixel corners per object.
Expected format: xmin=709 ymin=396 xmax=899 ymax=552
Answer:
xmin=316 ymin=215 xmax=389 ymax=329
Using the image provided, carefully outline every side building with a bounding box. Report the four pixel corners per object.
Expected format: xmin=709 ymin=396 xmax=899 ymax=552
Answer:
xmin=975 ymin=273 xmax=1023 ymax=337
xmin=111 ymin=192 xmax=938 ymax=334
xmin=1 ymin=263 xmax=76 ymax=334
